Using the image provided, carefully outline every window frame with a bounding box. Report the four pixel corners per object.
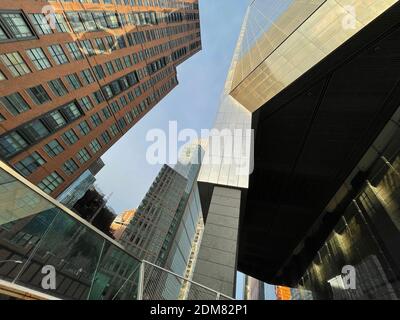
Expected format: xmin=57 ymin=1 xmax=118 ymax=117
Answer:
xmin=0 ymin=11 xmax=37 ymax=42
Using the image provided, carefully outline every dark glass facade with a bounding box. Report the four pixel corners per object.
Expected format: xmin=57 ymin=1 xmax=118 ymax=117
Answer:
xmin=0 ymin=161 xmax=141 ymax=300
xmin=299 ymin=123 xmax=400 ymax=299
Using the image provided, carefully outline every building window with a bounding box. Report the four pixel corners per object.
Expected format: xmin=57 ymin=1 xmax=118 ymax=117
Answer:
xmin=105 ymin=13 xmax=119 ymax=29
xmin=0 ymin=12 xmax=34 ymax=39
xmin=91 ymin=11 xmax=106 ymax=28
xmin=92 ymin=90 xmax=105 ymax=104
xmin=0 ymin=113 xmax=5 ymax=122
xmin=123 ymin=55 xmax=132 ymax=67
xmin=65 ymin=12 xmax=85 ymax=33
xmin=102 ymin=107 xmax=112 ymax=119
xmin=0 ymin=132 xmax=28 ymax=158
xmin=37 ymin=172 xmax=64 ymax=194
xmin=0 ymin=25 xmax=8 ymax=40
xmin=110 ymin=123 xmax=119 ymax=137
xmin=126 ymin=112 xmax=133 ymax=124
xmin=101 ymin=131 xmax=111 ymax=144
xmin=89 ymin=138 xmax=101 ymax=154
xmin=0 ymin=92 xmax=30 ymax=115
xmin=78 ymin=96 xmax=93 ymax=111
xmin=48 ymin=110 xmax=67 ymax=129
xmin=62 ymin=159 xmax=79 ymax=176
xmin=80 ymin=39 xmax=95 ymax=56
xmin=79 ymin=12 xmax=97 ymax=31
xmin=95 ymin=38 xmax=106 ymax=53
xmin=110 ymin=101 xmax=120 ymax=113
xmin=76 ymin=148 xmax=91 ymax=164
xmin=54 ymin=14 xmax=69 ymax=33
xmin=22 ymin=120 xmax=49 ymax=141
xmin=48 ymin=78 xmax=68 ymax=96
xmin=27 ymin=85 xmax=51 ymax=105
xmin=80 ymin=69 xmax=95 ymax=85
xmin=105 ymin=61 xmax=115 ymax=75
xmin=117 ymin=36 xmax=127 ymax=49
xmin=65 ymin=73 xmax=82 ymax=90
xmin=0 ymin=70 xmax=6 ymax=81
xmin=66 ymin=42 xmax=84 ymax=60
xmin=62 ymin=102 xmax=82 ymax=121
xmin=114 ymin=58 xmax=124 ymax=71
xmin=119 ymin=95 xmax=128 ymax=107
xmin=103 ymin=85 xmax=113 ymax=99
xmin=105 ymin=36 xmax=116 ymax=51
xmin=132 ymin=53 xmax=139 ymax=64
xmin=44 ymin=139 xmax=64 ymax=157
xmin=61 ymin=129 xmax=79 ymax=145
xmin=14 ymin=152 xmax=45 ymax=177
xmin=48 ymin=44 xmax=69 ymax=65
xmin=0 ymin=52 xmax=31 ymax=77
xmin=29 ymin=14 xmax=52 ymax=35
xmin=78 ymin=120 xmax=91 ymax=136
xmin=26 ymin=48 xmax=51 ymax=70
xmin=90 ymin=113 xmax=102 ymax=127
xmin=118 ymin=117 xmax=126 ymax=129
xmin=93 ymin=65 xmax=106 ymax=80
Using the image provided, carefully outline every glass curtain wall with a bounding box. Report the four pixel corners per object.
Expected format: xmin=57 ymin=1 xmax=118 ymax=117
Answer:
xmin=0 ymin=162 xmax=140 ymax=300
xmin=299 ymin=121 xmax=400 ymax=299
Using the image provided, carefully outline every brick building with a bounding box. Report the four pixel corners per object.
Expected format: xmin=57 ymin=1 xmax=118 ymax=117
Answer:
xmin=0 ymin=0 xmax=201 ymax=197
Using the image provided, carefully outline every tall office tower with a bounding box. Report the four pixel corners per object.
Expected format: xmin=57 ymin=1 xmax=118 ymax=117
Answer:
xmin=194 ymin=0 xmax=400 ymax=299
xmin=118 ymin=142 xmax=204 ymax=299
xmin=0 ymin=0 xmax=201 ymax=198
xmin=120 ymin=164 xmax=187 ymax=262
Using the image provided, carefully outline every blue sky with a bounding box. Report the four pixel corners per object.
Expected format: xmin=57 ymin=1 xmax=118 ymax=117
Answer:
xmin=96 ymin=0 xmax=249 ymax=213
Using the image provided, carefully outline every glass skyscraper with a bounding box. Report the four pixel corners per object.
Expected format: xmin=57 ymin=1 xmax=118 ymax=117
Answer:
xmin=118 ymin=142 xmax=205 ymax=299
xmin=195 ymin=0 xmax=400 ymax=299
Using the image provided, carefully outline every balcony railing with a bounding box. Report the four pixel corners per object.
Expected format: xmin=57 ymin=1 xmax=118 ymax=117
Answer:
xmin=0 ymin=161 xmax=233 ymax=300
xmin=138 ymin=260 xmax=234 ymax=300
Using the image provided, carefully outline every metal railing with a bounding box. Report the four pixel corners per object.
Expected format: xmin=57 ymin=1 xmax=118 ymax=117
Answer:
xmin=138 ymin=260 xmax=235 ymax=300
xmin=0 ymin=161 xmax=234 ymax=300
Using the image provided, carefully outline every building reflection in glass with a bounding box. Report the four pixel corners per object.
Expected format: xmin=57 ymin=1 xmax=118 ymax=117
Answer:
xmin=299 ymin=124 xmax=400 ymax=300
xmin=0 ymin=163 xmax=141 ymax=300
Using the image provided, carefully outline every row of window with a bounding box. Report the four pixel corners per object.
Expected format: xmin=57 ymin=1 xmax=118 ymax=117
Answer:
xmin=101 ymin=70 xmax=140 ymax=100
xmin=15 ymin=133 xmax=100 ymax=179
xmin=0 ymin=4 xmax=198 ymax=44
xmin=8 ymin=68 xmax=176 ymax=176
xmin=1 ymin=49 xmax=174 ymax=124
xmin=4 ymin=53 xmax=177 ymax=190
xmin=0 ymin=20 xmax=198 ymax=80
xmin=0 ymin=5 xmax=199 ymax=47
xmin=0 ymin=69 xmax=94 ymax=117
xmin=0 ymin=102 xmax=83 ymax=158
xmin=58 ymin=0 xmax=198 ymax=11
xmin=0 ymin=19 xmax=199 ymax=81
xmin=36 ymin=142 xmax=92 ymax=193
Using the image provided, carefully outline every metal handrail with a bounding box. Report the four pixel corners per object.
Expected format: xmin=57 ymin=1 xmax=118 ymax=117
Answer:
xmin=140 ymin=260 xmax=235 ymax=300
xmin=0 ymin=160 xmax=131 ymax=254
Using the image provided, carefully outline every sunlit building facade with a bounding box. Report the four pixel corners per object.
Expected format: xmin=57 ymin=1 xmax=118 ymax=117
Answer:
xmin=0 ymin=0 xmax=201 ymax=198
xmin=196 ymin=0 xmax=400 ymax=299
